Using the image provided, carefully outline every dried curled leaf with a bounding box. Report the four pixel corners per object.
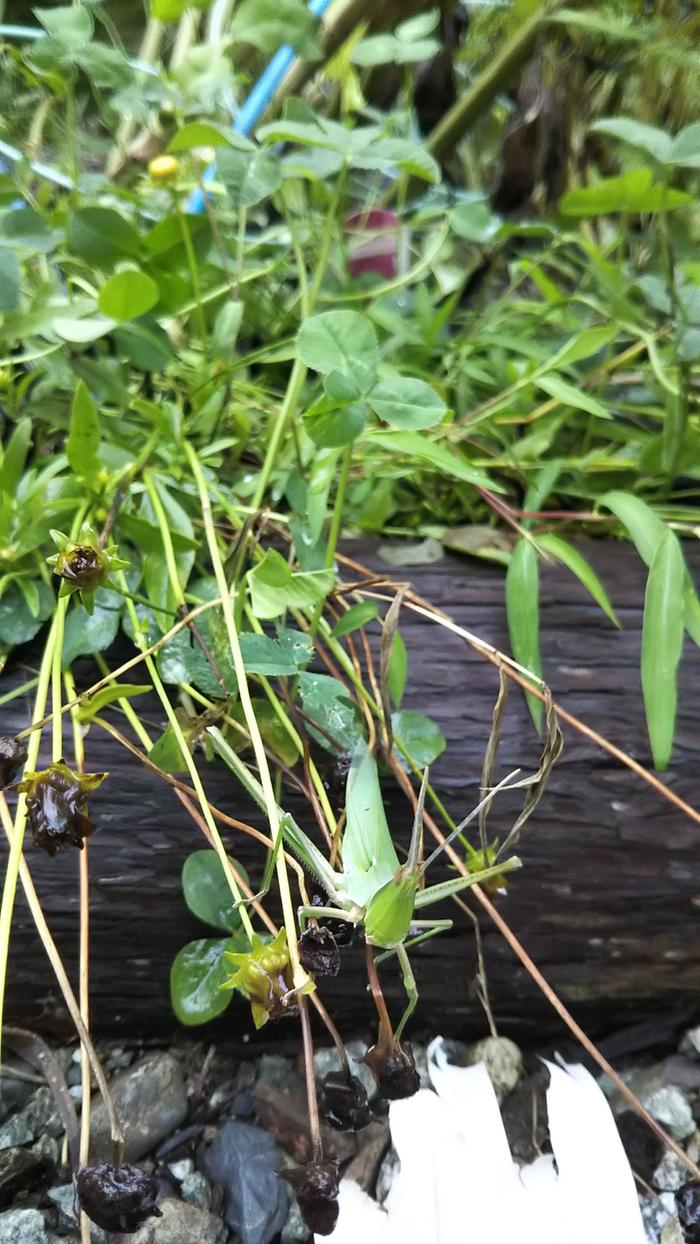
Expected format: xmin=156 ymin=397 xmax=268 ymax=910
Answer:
xmin=322 ymin=1072 xmax=372 ymax=1133
xmin=16 ymin=762 xmax=107 ymax=855
xmin=284 ymin=1159 xmax=340 ymax=1237
xmin=75 ymin=1163 xmax=161 ymax=1233
xmin=298 ymin=926 xmax=340 ymax=977
xmin=360 ymin=1029 xmax=420 ymax=1102
xmin=0 ymin=737 xmax=27 ymax=790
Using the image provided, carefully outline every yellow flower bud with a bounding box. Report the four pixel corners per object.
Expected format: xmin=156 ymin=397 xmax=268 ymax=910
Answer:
xmin=148 ymin=155 xmax=180 ymax=183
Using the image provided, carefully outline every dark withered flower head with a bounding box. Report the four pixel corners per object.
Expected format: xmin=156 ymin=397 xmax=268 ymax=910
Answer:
xmin=676 ymin=1180 xmax=700 ymax=1243
xmin=312 ymin=894 xmax=354 ymax=948
xmin=322 ymin=752 xmax=353 ymax=813
xmin=16 ymin=761 xmax=107 ymax=855
xmin=360 ymin=1028 xmax=420 ymax=1102
xmin=75 ymin=1163 xmax=161 ymax=1233
xmin=283 ymin=1159 xmax=339 ymax=1237
xmin=298 ymin=925 xmax=340 ymax=977
xmin=322 ymin=1071 xmax=372 ymax=1132
xmin=47 ymin=525 xmax=128 ymax=615
xmin=0 ymin=737 xmax=27 ymax=790
xmin=221 ymin=929 xmax=312 ymax=1030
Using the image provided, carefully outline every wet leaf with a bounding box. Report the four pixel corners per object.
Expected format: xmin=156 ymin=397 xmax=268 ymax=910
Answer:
xmin=170 ymin=936 xmax=242 ymax=1026
xmin=182 ymin=849 xmax=248 ymax=933
xmin=505 ymin=539 xmax=542 ymax=730
xmin=642 ymin=529 xmax=684 ymax=770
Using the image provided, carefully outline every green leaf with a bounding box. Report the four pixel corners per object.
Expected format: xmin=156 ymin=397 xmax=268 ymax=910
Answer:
xmin=148 ymin=711 xmax=197 ymax=774
xmin=559 ymin=168 xmax=692 ymax=216
xmin=67 ymin=208 xmax=140 ymax=266
xmin=98 ymin=269 xmax=160 ymax=323
xmin=366 ymin=429 xmax=502 ymax=491
xmin=669 ymin=122 xmax=700 ymax=169
xmin=151 ymin=0 xmax=189 ymax=20
xmin=182 ymin=849 xmax=248 ymax=932
xmin=238 ymin=632 xmax=302 ymax=676
xmin=0 ymin=248 xmax=20 ymax=312
xmin=545 ymin=325 xmax=620 ymax=370
xmin=35 ymin=4 xmax=92 ymax=48
xmin=0 ymin=208 xmax=55 ymax=254
xmin=330 ymin=601 xmax=380 ymax=638
xmin=62 ymin=597 xmax=121 ymax=668
xmin=368 ymin=378 xmax=447 ymax=430
xmin=230 ymin=0 xmax=321 ymax=57
xmin=590 ymin=117 xmax=672 ymax=163
xmin=642 ymin=529 xmax=685 ymax=770
xmin=536 ymin=374 xmax=611 ymax=419
xmin=0 ymin=418 xmax=32 ymax=497
xmin=450 ymin=200 xmax=501 ymax=243
xmin=387 ymin=630 xmax=408 ymax=708
xmin=391 ymin=709 xmax=446 ymax=767
xmin=77 ymin=683 xmax=150 ymax=723
xmin=297 ymin=671 xmax=363 ymax=755
xmin=247 ymin=549 xmax=334 ymax=620
xmin=170 ymin=935 xmax=243 ymax=1026
xmin=217 ymin=146 xmax=283 ymax=209
xmin=168 ymin=122 xmax=251 ymax=152
xmin=66 ymin=381 xmax=100 ymax=478
xmin=505 ymin=539 xmax=542 ymax=730
xmin=304 ymin=397 xmax=368 ymax=448
xmin=0 ymin=581 xmax=53 ymax=646
xmin=598 ymin=491 xmax=665 ymax=565
xmin=297 ymin=311 xmax=378 ymax=395
xmin=536 ymin=534 xmax=620 ymax=627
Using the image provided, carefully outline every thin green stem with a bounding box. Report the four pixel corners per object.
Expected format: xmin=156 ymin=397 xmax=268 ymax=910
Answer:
xmin=324 ymin=445 xmax=351 ymax=572
xmin=252 ymin=358 xmax=308 ymax=510
xmin=176 ymin=203 xmax=208 ymax=350
xmin=144 ymin=472 xmax=186 ymax=608
xmin=185 ymin=444 xmax=309 ymax=990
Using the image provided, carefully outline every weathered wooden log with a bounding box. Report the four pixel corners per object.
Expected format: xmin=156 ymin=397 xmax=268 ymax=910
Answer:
xmin=1 ymin=539 xmax=699 ymax=1045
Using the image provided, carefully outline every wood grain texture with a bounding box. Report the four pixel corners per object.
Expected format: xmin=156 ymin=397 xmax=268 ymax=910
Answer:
xmin=1 ymin=539 xmax=699 ymax=1045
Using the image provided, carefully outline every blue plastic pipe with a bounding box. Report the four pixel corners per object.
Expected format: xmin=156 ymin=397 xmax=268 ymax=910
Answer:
xmin=187 ymin=0 xmax=333 ymax=214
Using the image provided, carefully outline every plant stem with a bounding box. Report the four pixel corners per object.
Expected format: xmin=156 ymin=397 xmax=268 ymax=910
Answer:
xmin=51 ymin=597 xmax=68 ymax=764
xmin=176 ymin=203 xmax=208 ymax=350
xmin=252 ymin=358 xmax=308 ymax=510
xmin=186 ymin=444 xmax=309 ymax=991
xmin=365 ymin=941 xmax=394 ymax=1042
xmin=324 ymin=445 xmax=351 ymax=571
xmin=299 ymin=997 xmax=323 ymax=1162
xmin=144 ymin=472 xmax=186 ymax=608
xmin=118 ymin=577 xmax=256 ymax=945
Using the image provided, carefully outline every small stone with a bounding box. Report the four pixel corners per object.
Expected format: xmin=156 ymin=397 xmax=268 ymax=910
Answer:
xmin=463 ymin=1037 xmax=523 ymax=1101
xmin=654 ymin=1151 xmax=693 ymax=1193
xmin=0 ymin=1074 xmax=34 ymax=1120
xmin=23 ymin=1089 xmax=62 ymax=1140
xmin=639 ymin=1191 xmax=671 ymax=1243
xmin=502 ymin=1072 xmax=550 ymax=1165
xmin=169 ymin=1159 xmax=194 ymax=1181
xmin=343 ymin=1122 xmax=390 ymax=1193
xmin=644 ymin=1087 xmax=696 ymax=1141
xmin=680 ymin=1028 xmax=700 ymax=1061
xmin=89 ymin=1053 xmax=188 ymax=1162
xmin=46 ymin=1185 xmax=77 ymax=1231
xmin=664 ymin=1056 xmax=700 ymax=1094
xmin=0 ymin=1207 xmax=49 ymax=1244
xmin=0 ymin=1147 xmax=46 ymax=1208
xmin=0 ymin=1115 xmax=35 ymax=1149
xmin=661 ymin=1217 xmax=684 ymax=1244
xmin=281 ymin=1197 xmax=311 ymax=1244
xmin=181 ymin=1171 xmax=211 ymax=1212
xmin=233 ymin=1090 xmax=255 ymax=1120
xmin=202 ymin=1121 xmax=288 ymax=1244
xmin=375 ymin=1149 xmax=399 ymax=1205
xmin=257 ymin=1056 xmax=295 ymax=1090
xmin=617 ymin=1110 xmax=665 ymax=1184
xmin=253 ymin=1081 xmax=356 ymax=1164
xmin=124 ymin=1197 xmax=224 ymax=1244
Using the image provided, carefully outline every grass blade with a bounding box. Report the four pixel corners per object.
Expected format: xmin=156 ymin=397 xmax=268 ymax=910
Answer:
xmin=642 ymin=530 xmax=685 ymax=770
xmin=505 ymin=538 xmax=542 ymax=731
xmin=536 ymin=533 xmax=620 ymax=627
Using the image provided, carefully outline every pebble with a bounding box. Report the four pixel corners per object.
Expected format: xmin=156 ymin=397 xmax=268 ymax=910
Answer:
xmin=463 ymin=1036 xmax=523 ymax=1101
xmin=257 ymin=1056 xmax=295 ymax=1090
xmin=639 ymin=1191 xmax=671 ymax=1243
xmin=125 ymin=1196 xmax=224 ymax=1244
xmin=644 ymin=1087 xmax=696 ymax=1141
xmin=654 ymin=1151 xmax=693 ymax=1193
xmin=616 ymin=1110 xmax=664 ymax=1184
xmin=375 ymin=1149 xmax=399 ymax=1205
xmin=0 ymin=1115 xmax=36 ymax=1150
xmin=89 ymin=1052 xmax=188 ymax=1162
xmin=0 ymin=1075 xmax=34 ymax=1121
xmin=0 ymin=1144 xmax=53 ymax=1209
xmin=169 ymin=1159 xmax=194 ymax=1181
xmin=281 ymin=1197 xmax=311 ymax=1244
xmin=202 ymin=1121 xmax=288 ymax=1244
xmin=181 ymin=1171 xmax=211 ymax=1212
xmin=663 ymin=1055 xmax=700 ymax=1093
xmin=252 ymin=1081 xmax=356 ymax=1165
xmin=46 ymin=1184 xmax=107 ymax=1244
xmin=343 ymin=1121 xmax=390 ymax=1194
xmin=0 ymin=1207 xmax=49 ymax=1244
xmin=660 ymin=1218 xmax=684 ymax=1244
xmin=680 ymin=1027 xmax=700 ymax=1061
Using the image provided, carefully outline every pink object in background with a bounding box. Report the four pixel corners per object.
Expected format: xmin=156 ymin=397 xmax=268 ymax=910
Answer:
xmin=345 ymin=209 xmax=400 ymax=280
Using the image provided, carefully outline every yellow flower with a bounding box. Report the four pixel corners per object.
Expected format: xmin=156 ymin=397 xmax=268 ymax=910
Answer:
xmin=148 ymin=155 xmax=181 ymax=183
xmin=222 ymin=929 xmax=311 ymax=1030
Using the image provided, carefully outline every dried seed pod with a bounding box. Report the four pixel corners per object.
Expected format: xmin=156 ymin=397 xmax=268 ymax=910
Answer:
xmin=298 ymin=926 xmax=340 ymax=977
xmin=322 ymin=1071 xmax=372 ymax=1132
xmin=360 ymin=1029 xmax=420 ymax=1102
xmin=676 ymin=1180 xmax=700 ymax=1243
xmin=322 ymin=752 xmax=352 ymax=813
xmin=0 ymin=737 xmax=27 ymax=790
xmin=312 ymin=895 xmax=354 ymax=948
xmin=75 ymin=1163 xmax=161 ymax=1233
xmin=55 ymin=544 xmax=106 ymax=590
xmin=284 ymin=1160 xmax=339 ymax=1237
xmin=16 ymin=762 xmax=106 ymax=856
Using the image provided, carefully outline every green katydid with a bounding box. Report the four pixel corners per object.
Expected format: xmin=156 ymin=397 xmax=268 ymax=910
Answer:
xmin=207 ymin=726 xmax=523 ymax=950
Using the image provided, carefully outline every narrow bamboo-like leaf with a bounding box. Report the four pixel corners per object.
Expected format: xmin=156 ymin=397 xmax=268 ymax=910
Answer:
xmin=0 ymin=418 xmax=31 ymax=497
xmin=388 ymin=630 xmax=408 ymax=708
xmin=684 ymin=575 xmax=700 ymax=648
xmin=505 ymin=539 xmax=542 ymax=730
xmin=598 ymin=491 xmax=665 ymax=565
xmin=77 ymin=683 xmax=151 ymax=723
xmin=66 ymin=381 xmax=100 ymax=478
xmin=641 ymin=529 xmax=685 ymax=770
xmin=330 ymin=600 xmax=380 ymax=638
xmin=536 ymin=534 xmax=620 ymax=627
xmin=536 ymin=374 xmax=611 ymax=419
